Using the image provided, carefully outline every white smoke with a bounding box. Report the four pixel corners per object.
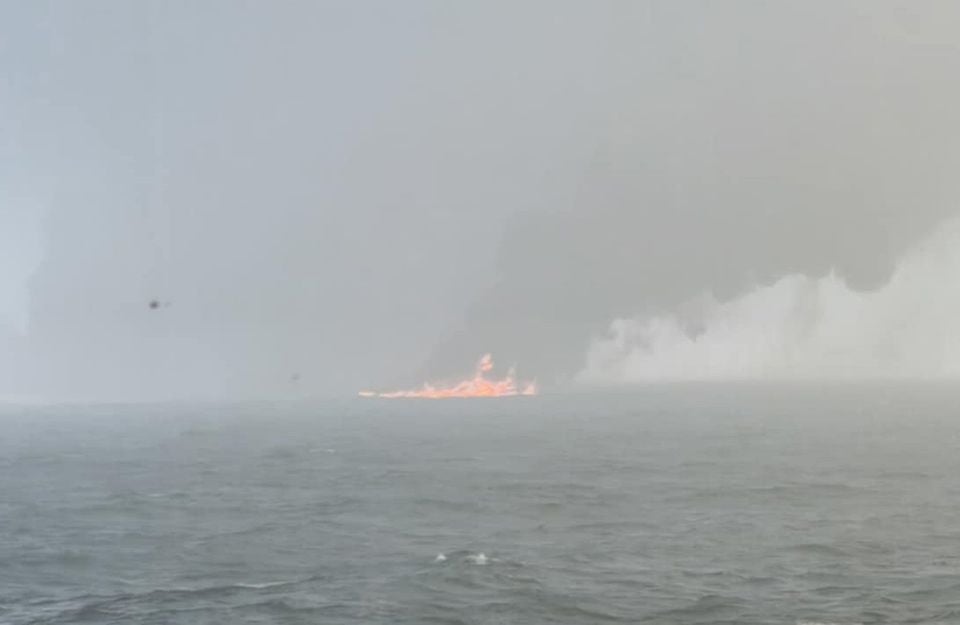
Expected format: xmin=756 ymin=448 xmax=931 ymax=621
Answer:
xmin=578 ymin=217 xmax=960 ymax=383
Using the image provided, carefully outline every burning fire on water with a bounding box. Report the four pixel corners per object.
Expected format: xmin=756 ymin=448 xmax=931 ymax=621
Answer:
xmin=359 ymin=354 xmax=537 ymax=399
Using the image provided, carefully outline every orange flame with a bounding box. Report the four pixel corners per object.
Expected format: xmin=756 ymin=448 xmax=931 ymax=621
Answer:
xmin=359 ymin=354 xmax=537 ymax=399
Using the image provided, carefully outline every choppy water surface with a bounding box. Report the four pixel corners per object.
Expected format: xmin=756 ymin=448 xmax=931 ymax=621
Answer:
xmin=2 ymin=386 xmax=960 ymax=624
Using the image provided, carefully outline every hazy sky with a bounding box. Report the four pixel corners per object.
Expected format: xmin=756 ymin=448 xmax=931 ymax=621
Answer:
xmin=3 ymin=1 xmax=960 ymax=401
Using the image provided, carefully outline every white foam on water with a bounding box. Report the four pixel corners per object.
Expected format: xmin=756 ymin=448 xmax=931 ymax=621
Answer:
xmin=434 ymin=553 xmax=447 ymax=562
xmin=466 ymin=552 xmax=489 ymax=565
xmin=233 ymin=580 xmax=294 ymax=590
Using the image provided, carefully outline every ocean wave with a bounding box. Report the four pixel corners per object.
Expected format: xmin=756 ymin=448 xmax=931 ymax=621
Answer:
xmin=645 ymin=593 xmax=747 ymax=621
xmin=784 ymin=543 xmax=851 ymax=558
xmin=35 ymin=578 xmax=311 ymax=622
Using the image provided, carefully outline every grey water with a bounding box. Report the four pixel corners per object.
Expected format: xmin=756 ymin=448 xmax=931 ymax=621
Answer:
xmin=2 ymin=386 xmax=960 ymax=624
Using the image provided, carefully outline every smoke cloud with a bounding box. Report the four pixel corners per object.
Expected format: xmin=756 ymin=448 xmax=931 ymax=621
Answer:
xmin=579 ymin=217 xmax=960 ymax=383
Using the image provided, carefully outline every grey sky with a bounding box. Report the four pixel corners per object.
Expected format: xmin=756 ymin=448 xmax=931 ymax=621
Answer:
xmin=3 ymin=1 xmax=960 ymax=400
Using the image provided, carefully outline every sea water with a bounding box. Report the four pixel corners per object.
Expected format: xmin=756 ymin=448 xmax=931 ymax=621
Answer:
xmin=2 ymin=385 xmax=959 ymax=624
